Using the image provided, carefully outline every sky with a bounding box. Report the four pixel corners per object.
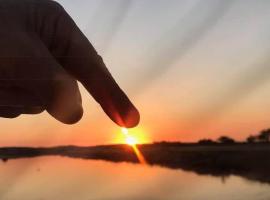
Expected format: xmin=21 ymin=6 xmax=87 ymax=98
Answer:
xmin=1 ymin=0 xmax=270 ymax=146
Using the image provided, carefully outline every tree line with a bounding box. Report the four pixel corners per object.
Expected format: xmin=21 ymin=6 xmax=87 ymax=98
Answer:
xmin=199 ymin=128 xmax=270 ymax=144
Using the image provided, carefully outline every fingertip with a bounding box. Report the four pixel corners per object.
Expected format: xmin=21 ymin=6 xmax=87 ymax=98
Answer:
xmin=0 ymin=108 xmax=21 ymax=119
xmin=48 ymin=104 xmax=84 ymax=125
xmin=3 ymin=113 xmax=21 ymax=119
xmin=61 ymin=106 xmax=83 ymax=125
xmin=121 ymin=107 xmax=140 ymax=128
xmin=109 ymin=104 xmax=140 ymax=128
xmin=65 ymin=106 xmax=84 ymax=125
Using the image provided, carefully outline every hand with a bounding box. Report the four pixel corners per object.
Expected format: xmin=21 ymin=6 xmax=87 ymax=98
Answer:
xmin=0 ymin=0 xmax=140 ymax=127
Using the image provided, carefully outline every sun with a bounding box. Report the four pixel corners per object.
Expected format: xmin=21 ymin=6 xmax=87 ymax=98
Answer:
xmin=125 ymin=136 xmax=138 ymax=146
xmin=121 ymin=128 xmax=141 ymax=146
xmin=118 ymin=128 xmax=148 ymax=164
xmin=112 ymin=127 xmax=150 ymax=145
xmin=121 ymin=128 xmax=148 ymax=164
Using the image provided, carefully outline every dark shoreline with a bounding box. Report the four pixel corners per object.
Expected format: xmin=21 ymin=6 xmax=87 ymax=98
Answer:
xmin=1 ymin=143 xmax=270 ymax=184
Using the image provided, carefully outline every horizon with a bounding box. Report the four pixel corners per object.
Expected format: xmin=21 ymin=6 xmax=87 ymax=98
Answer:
xmin=1 ymin=127 xmax=269 ymax=148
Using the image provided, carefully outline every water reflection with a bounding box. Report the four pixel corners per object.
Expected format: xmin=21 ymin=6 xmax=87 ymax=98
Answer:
xmin=1 ymin=157 xmax=270 ymax=200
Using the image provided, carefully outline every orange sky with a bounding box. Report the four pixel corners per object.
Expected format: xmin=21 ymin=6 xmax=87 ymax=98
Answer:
xmin=1 ymin=0 xmax=270 ymax=146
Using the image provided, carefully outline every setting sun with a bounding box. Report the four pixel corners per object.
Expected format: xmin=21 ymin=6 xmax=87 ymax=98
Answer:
xmin=121 ymin=128 xmax=147 ymax=164
xmin=125 ymin=136 xmax=138 ymax=146
xmin=117 ymin=128 xmax=149 ymax=145
xmin=121 ymin=128 xmax=139 ymax=146
xmin=121 ymin=128 xmax=137 ymax=146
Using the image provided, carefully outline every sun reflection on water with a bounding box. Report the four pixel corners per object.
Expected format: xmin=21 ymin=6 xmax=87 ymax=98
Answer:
xmin=121 ymin=128 xmax=147 ymax=164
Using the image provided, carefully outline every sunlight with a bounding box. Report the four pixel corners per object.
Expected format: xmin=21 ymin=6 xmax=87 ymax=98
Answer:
xmin=126 ymin=136 xmax=138 ymax=146
xmin=118 ymin=128 xmax=149 ymax=145
xmin=122 ymin=128 xmax=138 ymax=146
xmin=122 ymin=128 xmax=144 ymax=146
xmin=121 ymin=128 xmax=147 ymax=164
xmin=121 ymin=128 xmax=129 ymax=136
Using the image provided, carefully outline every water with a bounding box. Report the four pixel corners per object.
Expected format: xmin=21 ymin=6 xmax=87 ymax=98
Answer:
xmin=0 ymin=157 xmax=270 ymax=200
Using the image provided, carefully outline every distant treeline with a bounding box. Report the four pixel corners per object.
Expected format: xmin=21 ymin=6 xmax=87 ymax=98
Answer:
xmin=154 ymin=128 xmax=270 ymax=145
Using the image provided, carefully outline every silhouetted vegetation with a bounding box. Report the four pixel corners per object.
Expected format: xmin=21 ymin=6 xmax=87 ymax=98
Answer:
xmin=258 ymin=129 xmax=270 ymax=142
xmin=246 ymin=128 xmax=270 ymax=144
xmin=153 ymin=141 xmax=183 ymax=146
xmin=198 ymin=139 xmax=216 ymax=145
xmin=156 ymin=127 xmax=270 ymax=145
xmin=246 ymin=135 xmax=256 ymax=143
xmin=217 ymin=136 xmax=235 ymax=144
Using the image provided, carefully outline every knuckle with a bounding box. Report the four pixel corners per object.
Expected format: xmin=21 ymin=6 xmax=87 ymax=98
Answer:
xmin=0 ymin=113 xmax=20 ymax=119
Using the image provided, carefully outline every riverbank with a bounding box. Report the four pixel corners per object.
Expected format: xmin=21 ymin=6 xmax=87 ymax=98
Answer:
xmin=1 ymin=143 xmax=270 ymax=183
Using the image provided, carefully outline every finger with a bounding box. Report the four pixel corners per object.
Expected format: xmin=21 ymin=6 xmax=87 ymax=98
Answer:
xmin=24 ymin=65 xmax=84 ymax=125
xmin=48 ymin=7 xmax=140 ymax=128
xmin=12 ymin=89 xmax=45 ymax=114
xmin=20 ymin=69 xmax=83 ymax=124
xmin=0 ymin=88 xmax=45 ymax=117
xmin=45 ymin=73 xmax=83 ymax=125
xmin=0 ymin=106 xmax=44 ymax=116
xmin=6 ymin=37 xmax=84 ymax=125
xmin=0 ymin=107 xmax=21 ymax=118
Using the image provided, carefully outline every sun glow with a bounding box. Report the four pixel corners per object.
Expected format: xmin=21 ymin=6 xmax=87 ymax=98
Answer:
xmin=121 ymin=128 xmax=148 ymax=146
xmin=125 ymin=136 xmax=138 ymax=146
xmin=122 ymin=128 xmax=137 ymax=146
xmin=121 ymin=128 xmax=147 ymax=164
xmin=122 ymin=128 xmax=129 ymax=135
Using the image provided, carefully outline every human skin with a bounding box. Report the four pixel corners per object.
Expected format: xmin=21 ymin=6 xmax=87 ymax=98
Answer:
xmin=0 ymin=0 xmax=140 ymax=127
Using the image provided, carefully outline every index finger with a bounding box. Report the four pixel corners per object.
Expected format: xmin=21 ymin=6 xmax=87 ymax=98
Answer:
xmin=46 ymin=3 xmax=140 ymax=128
